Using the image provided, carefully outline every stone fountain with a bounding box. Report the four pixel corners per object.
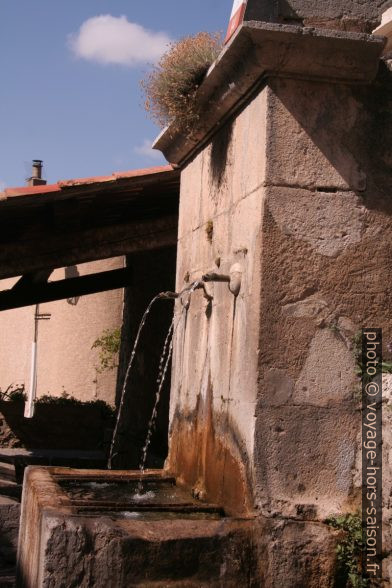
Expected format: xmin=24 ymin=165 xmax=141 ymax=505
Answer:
xmin=16 ymin=1 xmax=392 ymax=586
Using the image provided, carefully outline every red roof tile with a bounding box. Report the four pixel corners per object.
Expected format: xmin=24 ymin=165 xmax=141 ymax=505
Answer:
xmin=1 ymin=165 xmax=177 ymax=200
xmin=3 ymin=183 xmax=61 ymax=198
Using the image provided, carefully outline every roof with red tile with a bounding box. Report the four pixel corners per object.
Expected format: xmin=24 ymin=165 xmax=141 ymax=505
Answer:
xmin=1 ymin=165 xmax=178 ymax=200
xmin=0 ymin=164 xmax=180 ymax=280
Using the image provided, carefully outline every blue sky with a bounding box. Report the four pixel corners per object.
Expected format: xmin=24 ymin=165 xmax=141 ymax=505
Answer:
xmin=0 ymin=1 xmax=231 ymax=188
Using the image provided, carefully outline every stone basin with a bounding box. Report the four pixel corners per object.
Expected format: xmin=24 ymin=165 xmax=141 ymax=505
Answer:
xmin=16 ymin=467 xmax=258 ymax=587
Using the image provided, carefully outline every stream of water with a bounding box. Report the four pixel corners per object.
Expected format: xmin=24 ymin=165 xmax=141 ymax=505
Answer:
xmin=108 ymin=281 xmax=201 ymax=484
xmin=137 ymin=319 xmax=175 ymax=492
xmin=107 ymin=294 xmax=163 ymax=469
xmin=137 ymin=280 xmax=201 ymax=492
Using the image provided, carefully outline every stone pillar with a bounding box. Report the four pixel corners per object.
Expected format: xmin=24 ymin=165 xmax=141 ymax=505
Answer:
xmin=157 ymin=18 xmax=391 ymax=586
xmin=253 ymin=69 xmax=392 ymax=583
xmin=166 ymin=91 xmax=267 ymax=515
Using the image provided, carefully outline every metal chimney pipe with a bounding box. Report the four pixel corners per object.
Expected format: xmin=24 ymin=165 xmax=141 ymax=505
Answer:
xmin=32 ymin=160 xmax=43 ymax=179
xmin=27 ymin=160 xmax=47 ymax=186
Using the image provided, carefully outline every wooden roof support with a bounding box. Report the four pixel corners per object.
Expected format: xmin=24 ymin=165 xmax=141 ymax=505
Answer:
xmin=0 ymin=267 xmax=133 ymax=311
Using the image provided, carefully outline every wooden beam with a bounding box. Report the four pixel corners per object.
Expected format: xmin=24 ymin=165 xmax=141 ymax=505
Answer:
xmin=0 ymin=267 xmax=133 ymax=311
xmin=12 ymin=269 xmax=53 ymax=289
xmin=0 ymin=214 xmax=178 ymax=281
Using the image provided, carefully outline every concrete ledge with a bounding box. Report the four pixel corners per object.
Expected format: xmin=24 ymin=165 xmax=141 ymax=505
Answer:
xmin=153 ymin=21 xmax=386 ymax=165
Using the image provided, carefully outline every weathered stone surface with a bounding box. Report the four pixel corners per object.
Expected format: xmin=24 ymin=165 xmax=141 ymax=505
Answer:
xmin=254 ymin=405 xmax=359 ymax=518
xmin=154 ymin=23 xmax=384 ymax=165
xmin=267 ymin=71 xmax=392 ymax=195
xmin=267 ymin=187 xmax=366 ymax=256
xmin=281 ymin=294 xmax=329 ymax=320
xmin=168 ymin=89 xmax=267 ymax=513
xmin=244 ymin=0 xmax=390 ymax=32
xmin=39 ymin=515 xmax=259 ymax=588
xmin=262 ymin=519 xmax=338 ymax=588
xmin=0 ymin=496 xmax=20 ymax=569
xmin=17 ymin=468 xmax=258 ymax=588
xmin=379 ymin=374 xmax=392 ymax=586
xmin=164 ymin=47 xmax=392 ymax=584
xmin=265 ymin=79 xmax=369 ymax=191
xmin=262 ymin=369 xmax=294 ymax=406
xmin=252 ymin=68 xmax=392 ymax=557
xmin=292 ymin=329 xmax=356 ymax=406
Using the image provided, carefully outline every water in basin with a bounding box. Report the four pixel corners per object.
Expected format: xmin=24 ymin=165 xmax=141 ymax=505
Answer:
xmin=57 ymin=478 xmax=200 ymax=506
xmin=76 ymin=510 xmax=223 ymax=521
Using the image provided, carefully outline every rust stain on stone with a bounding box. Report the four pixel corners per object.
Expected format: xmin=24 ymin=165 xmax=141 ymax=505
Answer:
xmin=166 ymin=379 xmax=253 ymax=517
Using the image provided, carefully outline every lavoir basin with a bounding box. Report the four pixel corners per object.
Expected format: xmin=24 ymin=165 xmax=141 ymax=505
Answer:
xmin=16 ymin=467 xmax=258 ymax=587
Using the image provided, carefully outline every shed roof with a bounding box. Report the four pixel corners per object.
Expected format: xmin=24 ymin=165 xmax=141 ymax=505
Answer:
xmin=0 ymin=164 xmax=180 ymax=281
xmin=1 ymin=165 xmax=177 ymax=200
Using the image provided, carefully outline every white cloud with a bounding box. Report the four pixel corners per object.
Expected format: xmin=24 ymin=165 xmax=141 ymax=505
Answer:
xmin=134 ymin=139 xmax=165 ymax=161
xmin=68 ymin=15 xmax=172 ymax=66
xmin=0 ymin=180 xmax=5 ymax=192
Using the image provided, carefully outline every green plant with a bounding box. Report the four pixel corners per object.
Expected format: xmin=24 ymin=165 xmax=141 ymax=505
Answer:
xmin=92 ymin=328 xmax=121 ymax=373
xmin=381 ymin=361 xmax=392 ymax=373
xmin=0 ymin=384 xmax=26 ymax=402
xmin=352 ymin=331 xmax=371 ymax=380
xmin=326 ymin=513 xmax=368 ymax=587
xmin=36 ymin=394 xmax=115 ymax=419
xmin=352 ymin=331 xmax=392 ymax=379
xmin=141 ymin=32 xmax=222 ymax=132
xmin=329 ymin=321 xmax=341 ymax=334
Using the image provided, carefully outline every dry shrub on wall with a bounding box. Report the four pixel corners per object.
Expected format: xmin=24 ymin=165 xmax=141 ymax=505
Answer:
xmin=141 ymin=32 xmax=222 ymax=133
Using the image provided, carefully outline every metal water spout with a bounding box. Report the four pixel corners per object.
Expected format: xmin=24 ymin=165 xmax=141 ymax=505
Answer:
xmin=202 ymin=263 xmax=242 ymax=296
xmin=177 ymin=281 xmax=213 ymax=309
xmin=158 ymin=291 xmax=180 ymax=300
xmin=202 ymin=272 xmax=230 ymax=283
xmin=159 ymin=282 xmax=212 ymax=302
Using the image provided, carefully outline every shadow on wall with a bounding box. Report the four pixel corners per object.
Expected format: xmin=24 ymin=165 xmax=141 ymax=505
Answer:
xmin=268 ymin=64 xmax=392 ymax=212
xmin=210 ymin=121 xmax=233 ymax=189
xmin=245 ymin=0 xmax=303 ymax=24
xmin=65 ymin=265 xmax=80 ymax=305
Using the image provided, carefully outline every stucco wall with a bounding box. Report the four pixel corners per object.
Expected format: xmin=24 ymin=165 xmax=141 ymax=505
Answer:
xmin=0 ymin=257 xmax=124 ymax=406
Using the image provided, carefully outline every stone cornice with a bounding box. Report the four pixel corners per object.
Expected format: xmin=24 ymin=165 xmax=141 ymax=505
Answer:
xmin=153 ymin=21 xmax=386 ymax=166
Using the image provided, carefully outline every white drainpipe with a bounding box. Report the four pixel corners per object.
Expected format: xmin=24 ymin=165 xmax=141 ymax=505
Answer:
xmin=24 ymin=303 xmax=39 ymax=418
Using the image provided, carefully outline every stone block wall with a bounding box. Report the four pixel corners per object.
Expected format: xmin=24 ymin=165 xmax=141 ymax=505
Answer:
xmin=255 ymin=70 xmax=392 ymax=580
xmin=167 ymin=88 xmax=268 ymax=515
xmin=244 ymin=0 xmax=392 ymax=32
xmin=166 ymin=56 xmax=392 ymax=583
